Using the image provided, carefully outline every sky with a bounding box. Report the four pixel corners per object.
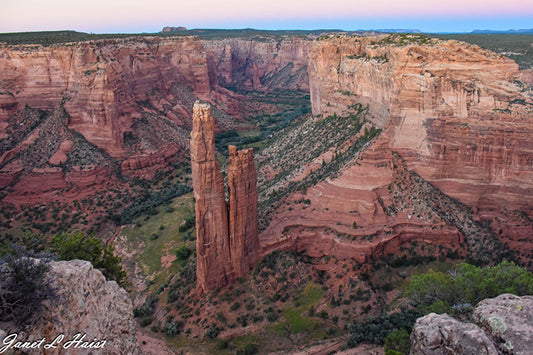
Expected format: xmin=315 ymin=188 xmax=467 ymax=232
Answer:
xmin=1 ymin=0 xmax=532 ymax=34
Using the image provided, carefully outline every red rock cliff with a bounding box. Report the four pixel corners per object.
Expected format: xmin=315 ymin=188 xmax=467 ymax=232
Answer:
xmin=308 ymin=34 xmax=533 ymax=215
xmin=191 ymin=102 xmax=260 ymax=293
xmin=204 ymin=38 xmax=310 ymax=92
xmin=0 ymin=36 xmax=210 ymax=158
xmin=228 ymin=145 xmax=259 ymax=278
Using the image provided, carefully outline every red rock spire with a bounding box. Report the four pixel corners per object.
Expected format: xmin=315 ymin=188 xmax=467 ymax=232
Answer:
xmin=190 ymin=102 xmax=259 ymax=294
xmin=191 ymin=101 xmax=233 ymax=293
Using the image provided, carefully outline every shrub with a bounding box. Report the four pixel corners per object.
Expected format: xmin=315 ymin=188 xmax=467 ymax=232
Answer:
xmin=347 ymin=308 xmax=420 ymax=348
xmin=384 ymin=329 xmax=411 ymax=354
xmin=50 ymin=232 xmax=127 ymax=286
xmin=176 ymin=246 xmax=192 ymax=262
xmin=0 ymin=247 xmax=56 ymax=325
xmin=403 ymin=261 xmax=533 ymax=314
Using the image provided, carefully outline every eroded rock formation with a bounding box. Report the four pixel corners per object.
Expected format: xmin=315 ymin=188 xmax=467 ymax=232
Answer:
xmin=0 ymin=259 xmax=140 ymax=355
xmin=191 ymin=102 xmax=232 ymax=292
xmin=258 ymin=34 xmax=533 ymax=265
xmin=191 ymin=102 xmax=259 ymax=293
xmin=228 ymin=145 xmax=259 ymax=278
xmin=411 ymin=294 xmax=533 ymax=355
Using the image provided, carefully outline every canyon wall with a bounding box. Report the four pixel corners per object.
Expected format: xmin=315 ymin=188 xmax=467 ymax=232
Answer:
xmin=204 ymin=37 xmax=310 ymax=92
xmin=259 ymin=34 xmax=532 ymax=265
xmin=191 ymin=102 xmax=259 ymax=293
xmin=308 ymin=34 xmax=533 ymax=219
xmin=0 ymin=36 xmax=210 ymax=158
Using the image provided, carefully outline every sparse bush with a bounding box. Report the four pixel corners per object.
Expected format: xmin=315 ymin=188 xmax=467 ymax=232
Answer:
xmin=0 ymin=247 xmax=56 ymax=325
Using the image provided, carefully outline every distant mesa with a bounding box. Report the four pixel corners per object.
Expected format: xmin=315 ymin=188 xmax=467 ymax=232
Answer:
xmin=161 ymin=26 xmax=187 ymax=33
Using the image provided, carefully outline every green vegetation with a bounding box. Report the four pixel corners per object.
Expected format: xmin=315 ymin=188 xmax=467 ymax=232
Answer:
xmin=347 ymin=308 xmax=420 ymax=348
xmin=403 ymin=261 xmax=533 ymax=315
xmin=120 ymin=184 xmax=192 ymax=225
xmin=51 ymin=232 xmax=127 ymax=286
xmin=274 ymin=283 xmax=324 ymax=335
xmin=384 ymin=329 xmax=411 ymax=355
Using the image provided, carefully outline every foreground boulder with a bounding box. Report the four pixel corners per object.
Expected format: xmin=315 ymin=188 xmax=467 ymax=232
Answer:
xmin=474 ymin=294 xmax=533 ymax=355
xmin=411 ymin=294 xmax=533 ymax=355
xmin=0 ymin=259 xmax=139 ymax=354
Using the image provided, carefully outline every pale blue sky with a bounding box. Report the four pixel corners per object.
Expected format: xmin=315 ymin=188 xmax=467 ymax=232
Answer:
xmin=2 ymin=0 xmax=532 ymax=33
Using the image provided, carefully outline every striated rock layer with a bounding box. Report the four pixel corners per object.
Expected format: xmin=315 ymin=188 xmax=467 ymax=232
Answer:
xmin=308 ymin=34 xmax=533 ymax=216
xmin=0 ymin=36 xmax=210 ymax=158
xmin=191 ymin=102 xmax=259 ymax=293
xmin=256 ymin=34 xmax=533 ymax=263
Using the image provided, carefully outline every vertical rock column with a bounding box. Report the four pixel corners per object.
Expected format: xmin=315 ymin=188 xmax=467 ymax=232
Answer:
xmin=228 ymin=145 xmax=260 ymax=278
xmin=190 ymin=101 xmax=234 ymax=293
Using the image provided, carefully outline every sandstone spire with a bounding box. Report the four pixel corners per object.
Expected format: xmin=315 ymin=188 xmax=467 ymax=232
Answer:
xmin=190 ymin=102 xmax=260 ymax=294
xmin=228 ymin=145 xmax=260 ymax=278
xmin=191 ymin=102 xmax=233 ymax=293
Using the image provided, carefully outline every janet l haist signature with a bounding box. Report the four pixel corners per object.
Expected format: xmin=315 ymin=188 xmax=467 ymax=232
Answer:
xmin=0 ymin=333 xmax=106 ymax=353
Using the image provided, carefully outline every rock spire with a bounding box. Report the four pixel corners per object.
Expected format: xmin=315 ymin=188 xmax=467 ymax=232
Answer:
xmin=190 ymin=101 xmax=259 ymax=293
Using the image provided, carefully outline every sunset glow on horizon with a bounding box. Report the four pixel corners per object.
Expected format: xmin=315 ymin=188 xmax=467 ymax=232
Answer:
xmin=2 ymin=0 xmax=532 ymax=33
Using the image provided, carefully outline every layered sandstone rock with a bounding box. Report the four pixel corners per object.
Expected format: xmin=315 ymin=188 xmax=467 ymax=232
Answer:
xmin=258 ymin=34 xmax=533 ymax=263
xmin=191 ymin=102 xmax=232 ymax=293
xmin=228 ymin=145 xmax=259 ymax=277
xmin=0 ymin=37 xmax=210 ymax=158
xmin=191 ymin=102 xmax=259 ymax=293
xmin=204 ymin=37 xmax=310 ymax=92
xmin=411 ymin=294 xmax=533 ymax=355
xmin=307 ymin=34 xmax=533 ymax=215
xmin=0 ymin=259 xmax=139 ymax=354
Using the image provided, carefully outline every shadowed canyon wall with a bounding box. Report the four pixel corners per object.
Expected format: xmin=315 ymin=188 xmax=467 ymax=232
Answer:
xmin=191 ymin=102 xmax=259 ymax=293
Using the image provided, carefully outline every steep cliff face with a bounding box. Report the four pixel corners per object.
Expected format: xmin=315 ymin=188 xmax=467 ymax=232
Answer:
xmin=0 ymin=37 xmax=210 ymax=158
xmin=260 ymin=34 xmax=532 ymax=265
xmin=191 ymin=102 xmax=259 ymax=293
xmin=228 ymin=145 xmax=259 ymax=278
xmin=190 ymin=102 xmax=233 ymax=293
xmin=204 ymin=37 xmax=310 ymax=92
xmin=308 ymin=35 xmax=533 ymax=214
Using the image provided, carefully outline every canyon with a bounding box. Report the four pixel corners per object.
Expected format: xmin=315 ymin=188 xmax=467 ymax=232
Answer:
xmin=257 ymin=33 xmax=533 ymax=266
xmin=0 ymin=30 xmax=532 ymax=352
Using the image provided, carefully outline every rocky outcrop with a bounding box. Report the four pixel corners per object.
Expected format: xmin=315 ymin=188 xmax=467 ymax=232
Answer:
xmin=191 ymin=102 xmax=259 ymax=293
xmin=474 ymin=294 xmax=533 ymax=354
xmin=228 ymin=145 xmax=259 ymax=278
xmin=411 ymin=313 xmax=498 ymax=355
xmin=0 ymin=259 xmax=139 ymax=354
xmin=411 ymin=294 xmax=533 ymax=355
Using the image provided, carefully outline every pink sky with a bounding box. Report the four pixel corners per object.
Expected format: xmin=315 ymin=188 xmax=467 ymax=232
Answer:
xmin=2 ymin=0 xmax=532 ymax=33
